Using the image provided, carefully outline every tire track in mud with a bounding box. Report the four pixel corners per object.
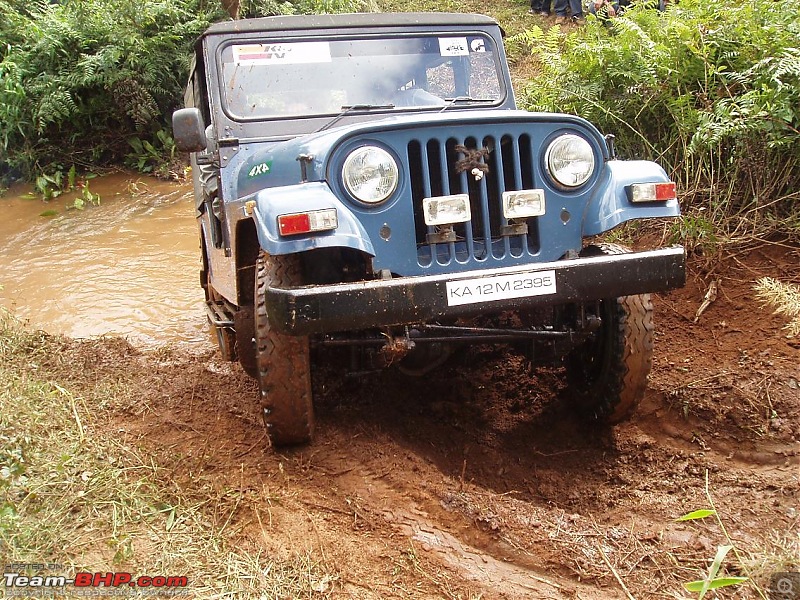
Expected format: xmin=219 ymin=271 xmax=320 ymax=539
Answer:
xmin=124 ymin=336 xmax=798 ymax=599
xmin=637 ymin=393 xmax=800 ymax=469
xmin=65 ymin=312 xmax=799 ymax=600
xmin=303 ymin=348 xmax=799 ymax=599
xmin=305 ymin=438 xmax=627 ymax=600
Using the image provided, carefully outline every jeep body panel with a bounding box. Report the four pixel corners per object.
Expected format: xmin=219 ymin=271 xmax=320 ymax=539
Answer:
xmin=190 ymin=13 xmax=517 ymax=304
xmin=251 ymin=182 xmax=376 ymax=256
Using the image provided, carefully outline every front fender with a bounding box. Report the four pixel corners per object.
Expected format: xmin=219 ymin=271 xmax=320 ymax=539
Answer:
xmin=252 ymin=181 xmax=376 ymax=256
xmin=583 ymin=160 xmax=681 ymax=236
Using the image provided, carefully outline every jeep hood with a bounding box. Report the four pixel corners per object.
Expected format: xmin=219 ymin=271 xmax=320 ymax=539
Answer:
xmin=234 ymin=110 xmax=608 ymax=199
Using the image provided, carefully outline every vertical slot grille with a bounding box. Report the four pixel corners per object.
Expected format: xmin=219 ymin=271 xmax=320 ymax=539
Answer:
xmin=408 ymin=133 xmax=540 ymax=267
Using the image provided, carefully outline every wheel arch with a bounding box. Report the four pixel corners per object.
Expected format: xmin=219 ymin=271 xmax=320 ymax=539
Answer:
xmin=251 ymin=182 xmax=376 ymax=257
xmin=582 ymin=160 xmax=681 ymax=236
xmin=235 ymin=217 xmax=260 ymax=307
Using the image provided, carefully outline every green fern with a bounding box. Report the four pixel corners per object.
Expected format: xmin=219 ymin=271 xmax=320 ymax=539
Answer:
xmin=513 ymin=0 xmax=800 ymax=244
xmin=1 ymin=0 xmax=378 ymax=184
xmin=36 ymin=88 xmax=78 ymax=131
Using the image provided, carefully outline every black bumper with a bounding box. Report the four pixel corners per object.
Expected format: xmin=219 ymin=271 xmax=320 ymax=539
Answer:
xmin=266 ymin=246 xmax=686 ymax=335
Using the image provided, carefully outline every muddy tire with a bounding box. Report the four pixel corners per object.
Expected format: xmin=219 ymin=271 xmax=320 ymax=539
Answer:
xmin=565 ymin=244 xmax=654 ymax=423
xmin=234 ymin=306 xmax=258 ymax=379
xmin=255 ymin=252 xmax=314 ymax=446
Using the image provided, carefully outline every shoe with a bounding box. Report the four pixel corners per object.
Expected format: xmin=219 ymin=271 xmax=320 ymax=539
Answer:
xmin=540 ymin=10 xmax=550 ymax=15
xmin=527 ymin=8 xmax=537 ymax=14
xmin=571 ymin=14 xmax=585 ymax=22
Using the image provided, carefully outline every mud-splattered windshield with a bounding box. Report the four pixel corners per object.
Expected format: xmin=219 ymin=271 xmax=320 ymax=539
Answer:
xmin=219 ymin=34 xmax=504 ymax=120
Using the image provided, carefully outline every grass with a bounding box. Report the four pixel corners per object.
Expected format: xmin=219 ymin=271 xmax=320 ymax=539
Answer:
xmin=0 ymin=311 xmax=333 ymax=598
xmin=754 ymin=277 xmax=800 ymax=337
xmin=376 ymin=0 xmax=540 ymax=36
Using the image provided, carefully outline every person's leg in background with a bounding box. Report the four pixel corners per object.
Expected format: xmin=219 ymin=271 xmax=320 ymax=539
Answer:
xmin=569 ymin=0 xmax=585 ymax=21
xmin=553 ymin=0 xmax=569 ymax=22
xmin=529 ymin=0 xmax=552 ymax=15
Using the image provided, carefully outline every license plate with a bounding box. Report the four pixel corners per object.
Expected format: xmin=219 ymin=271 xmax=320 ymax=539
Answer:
xmin=445 ymin=270 xmax=557 ymax=306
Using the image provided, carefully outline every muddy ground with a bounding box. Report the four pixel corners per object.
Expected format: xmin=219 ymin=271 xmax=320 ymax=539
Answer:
xmin=74 ymin=244 xmax=798 ymax=599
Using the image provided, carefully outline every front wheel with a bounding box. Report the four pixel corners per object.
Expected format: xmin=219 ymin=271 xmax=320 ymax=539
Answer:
xmin=565 ymin=244 xmax=654 ymax=423
xmin=255 ymin=252 xmax=314 ymax=446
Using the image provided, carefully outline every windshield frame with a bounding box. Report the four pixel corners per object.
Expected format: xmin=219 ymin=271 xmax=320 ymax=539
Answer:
xmin=215 ymin=31 xmax=508 ymax=124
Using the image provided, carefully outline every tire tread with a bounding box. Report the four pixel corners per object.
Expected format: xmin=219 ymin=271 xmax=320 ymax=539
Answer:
xmin=567 ymin=243 xmax=654 ymax=423
xmin=255 ymin=252 xmax=314 ymax=446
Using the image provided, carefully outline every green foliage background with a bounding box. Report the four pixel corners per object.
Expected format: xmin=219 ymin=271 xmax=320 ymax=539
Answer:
xmin=1 ymin=0 xmax=798 ymax=242
xmin=0 ymin=0 xmax=372 ymax=182
xmin=513 ymin=0 xmax=800 ymax=244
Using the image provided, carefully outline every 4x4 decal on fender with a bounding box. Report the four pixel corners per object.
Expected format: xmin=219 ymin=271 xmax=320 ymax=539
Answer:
xmin=247 ymin=161 xmax=272 ymax=178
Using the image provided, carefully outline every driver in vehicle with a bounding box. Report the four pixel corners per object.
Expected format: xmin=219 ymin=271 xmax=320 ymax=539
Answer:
xmin=393 ymin=86 xmax=445 ymax=107
xmin=374 ymin=80 xmax=446 ymax=107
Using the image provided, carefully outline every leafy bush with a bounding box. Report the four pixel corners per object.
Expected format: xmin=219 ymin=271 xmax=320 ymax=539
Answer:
xmin=0 ymin=0 xmax=374 ymax=184
xmin=513 ymin=0 xmax=800 ymax=246
xmin=0 ymin=0 xmax=218 ymax=182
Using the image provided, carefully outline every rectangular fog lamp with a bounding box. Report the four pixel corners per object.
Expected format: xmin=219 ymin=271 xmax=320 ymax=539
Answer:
xmin=423 ymin=194 xmax=471 ymax=226
xmin=503 ymin=189 xmax=545 ymax=219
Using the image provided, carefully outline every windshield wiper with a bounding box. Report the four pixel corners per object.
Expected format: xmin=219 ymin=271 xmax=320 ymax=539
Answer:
xmin=441 ymin=97 xmax=497 ymax=110
xmin=317 ymin=104 xmax=395 ymax=133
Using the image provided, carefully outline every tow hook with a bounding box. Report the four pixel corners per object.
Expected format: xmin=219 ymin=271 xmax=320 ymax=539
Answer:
xmin=378 ymin=332 xmax=416 ymax=366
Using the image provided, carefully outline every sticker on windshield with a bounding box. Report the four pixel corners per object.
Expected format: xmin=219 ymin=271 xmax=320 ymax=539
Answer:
xmin=469 ymin=38 xmax=487 ymax=53
xmin=233 ymin=42 xmax=332 ymax=65
xmin=438 ymin=37 xmax=469 ymax=57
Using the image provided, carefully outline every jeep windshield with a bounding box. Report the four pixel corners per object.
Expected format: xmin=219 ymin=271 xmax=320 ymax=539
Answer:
xmin=219 ymin=34 xmax=505 ymax=120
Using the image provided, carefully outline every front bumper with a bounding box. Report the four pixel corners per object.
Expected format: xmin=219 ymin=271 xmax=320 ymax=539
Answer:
xmin=266 ymin=246 xmax=685 ymax=335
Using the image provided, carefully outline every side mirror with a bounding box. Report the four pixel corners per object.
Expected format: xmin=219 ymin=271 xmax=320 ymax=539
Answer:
xmin=172 ymin=108 xmax=207 ymax=152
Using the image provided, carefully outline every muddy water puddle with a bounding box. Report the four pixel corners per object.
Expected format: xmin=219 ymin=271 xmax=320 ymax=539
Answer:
xmin=0 ymin=174 xmax=208 ymax=348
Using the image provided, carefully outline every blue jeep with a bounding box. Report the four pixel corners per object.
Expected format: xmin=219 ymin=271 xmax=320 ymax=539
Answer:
xmin=173 ymin=12 xmax=685 ymax=446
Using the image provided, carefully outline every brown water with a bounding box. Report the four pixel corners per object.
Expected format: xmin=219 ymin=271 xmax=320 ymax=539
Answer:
xmin=0 ymin=173 xmax=208 ymax=348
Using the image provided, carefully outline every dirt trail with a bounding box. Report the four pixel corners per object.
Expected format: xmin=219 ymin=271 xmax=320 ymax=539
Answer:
xmin=86 ymin=244 xmax=799 ymax=598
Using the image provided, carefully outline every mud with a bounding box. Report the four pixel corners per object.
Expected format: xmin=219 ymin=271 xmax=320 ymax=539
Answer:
xmin=3 ymin=176 xmax=798 ymax=598
xmin=111 ymin=265 xmax=800 ymax=598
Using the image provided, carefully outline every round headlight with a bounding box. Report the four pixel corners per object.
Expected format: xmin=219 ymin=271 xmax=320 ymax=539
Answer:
xmin=545 ymin=134 xmax=595 ymax=188
xmin=342 ymin=146 xmax=399 ymax=204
